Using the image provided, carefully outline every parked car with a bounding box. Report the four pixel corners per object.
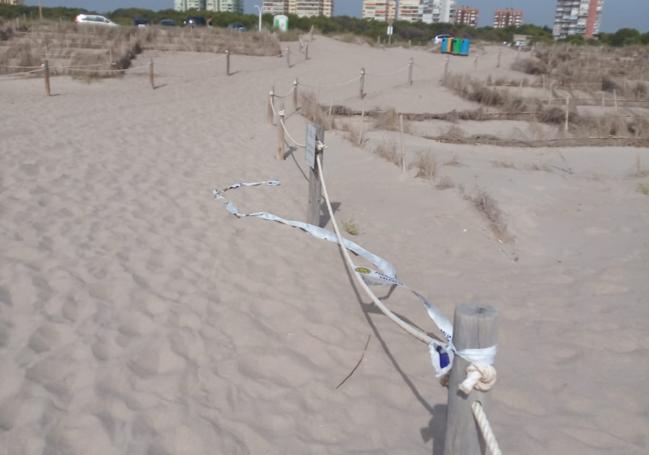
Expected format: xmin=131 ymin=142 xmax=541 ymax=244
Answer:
xmin=227 ymin=22 xmax=247 ymax=32
xmin=159 ymin=19 xmax=176 ymax=27
xmin=184 ymin=16 xmax=206 ymax=27
xmin=133 ymin=17 xmax=151 ymax=28
xmin=75 ymin=14 xmax=118 ymax=27
xmin=433 ymin=34 xmax=452 ymax=44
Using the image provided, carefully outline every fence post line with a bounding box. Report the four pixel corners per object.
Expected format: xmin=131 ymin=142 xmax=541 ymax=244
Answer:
xmin=443 ymin=304 xmax=499 ymax=455
xmin=293 ymin=79 xmax=299 ymax=111
xmin=43 ymin=59 xmax=51 ymax=97
xmin=564 ymin=94 xmax=570 ymax=132
xmin=286 ymin=46 xmax=291 ymax=68
xmin=399 ymin=114 xmax=405 ymax=173
xmin=359 ymin=67 xmax=365 ymax=99
xmin=149 ymin=58 xmax=155 ymax=90
xmin=307 ymin=124 xmax=325 ymax=226
xmin=225 ymin=49 xmax=230 ymax=76
xmin=408 ymin=57 xmax=414 ymax=86
xmin=267 ymin=89 xmax=274 ymax=124
xmin=277 ymin=105 xmax=285 ymax=160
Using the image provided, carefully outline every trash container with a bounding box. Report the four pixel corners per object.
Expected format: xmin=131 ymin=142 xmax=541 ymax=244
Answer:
xmin=460 ymin=38 xmax=471 ymax=56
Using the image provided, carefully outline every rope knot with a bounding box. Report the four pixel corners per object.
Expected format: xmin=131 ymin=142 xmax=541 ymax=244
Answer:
xmin=459 ymin=363 xmax=497 ymax=394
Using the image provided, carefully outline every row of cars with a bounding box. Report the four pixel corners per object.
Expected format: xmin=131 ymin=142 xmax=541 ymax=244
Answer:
xmin=74 ymin=14 xmax=246 ymax=31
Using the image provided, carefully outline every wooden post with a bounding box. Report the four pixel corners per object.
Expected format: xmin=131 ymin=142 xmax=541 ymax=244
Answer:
xmin=497 ymin=48 xmax=501 ymax=69
xmin=309 ymin=25 xmax=314 ymax=42
xmin=444 ymin=304 xmax=499 ymax=455
xmin=149 ymin=58 xmax=155 ymax=90
xmin=408 ymin=57 xmax=413 ymax=86
xmin=225 ymin=49 xmax=230 ymax=76
xmin=286 ymin=46 xmax=291 ymax=68
xmin=399 ymin=114 xmax=405 ymax=173
xmin=43 ymin=59 xmax=51 ymax=97
xmin=293 ymin=79 xmax=299 ymax=111
xmin=564 ymin=95 xmax=570 ymax=132
xmin=360 ymin=67 xmax=365 ymax=99
xmin=277 ymin=105 xmax=285 ymax=160
xmin=38 ymin=1 xmax=43 ymax=21
xmin=305 ymin=43 xmax=309 ymax=60
xmin=267 ymin=90 xmax=274 ymax=124
xmin=444 ymin=55 xmax=450 ymax=85
xmin=307 ymin=125 xmax=325 ymax=226
xmin=359 ymin=101 xmax=365 ymax=146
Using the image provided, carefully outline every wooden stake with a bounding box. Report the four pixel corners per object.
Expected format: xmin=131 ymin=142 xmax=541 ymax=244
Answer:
xmin=277 ymin=105 xmax=285 ymax=160
xmin=38 ymin=1 xmax=43 ymax=21
xmin=359 ymin=67 xmax=365 ymax=99
xmin=399 ymin=114 xmax=405 ymax=173
xmin=286 ymin=46 xmax=291 ymax=68
xmin=267 ymin=90 xmax=274 ymax=124
xmin=564 ymin=94 xmax=570 ymax=132
xmin=359 ymin=101 xmax=365 ymax=146
xmin=497 ymin=48 xmax=501 ymax=68
xmin=444 ymin=55 xmax=450 ymax=85
xmin=149 ymin=58 xmax=155 ymax=90
xmin=43 ymin=59 xmax=50 ymax=97
xmin=444 ymin=304 xmax=498 ymax=455
xmin=293 ymin=79 xmax=299 ymax=111
xmin=307 ymin=124 xmax=325 ymax=226
xmin=408 ymin=57 xmax=413 ymax=86
xmin=225 ymin=49 xmax=230 ymax=76
xmin=305 ymin=43 xmax=309 ymax=60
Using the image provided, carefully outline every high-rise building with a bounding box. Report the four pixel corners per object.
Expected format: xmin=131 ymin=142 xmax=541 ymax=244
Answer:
xmin=420 ymin=0 xmax=456 ymax=24
xmin=553 ymin=0 xmax=604 ymax=39
xmin=397 ymin=0 xmax=422 ymax=22
xmin=454 ymin=6 xmax=478 ymax=27
xmin=493 ymin=8 xmax=523 ymax=28
xmin=0 ymin=0 xmax=24 ymax=4
xmin=175 ymin=0 xmax=243 ymax=12
xmin=362 ymin=1 xmax=397 ymax=22
xmin=264 ymin=0 xmax=333 ymax=17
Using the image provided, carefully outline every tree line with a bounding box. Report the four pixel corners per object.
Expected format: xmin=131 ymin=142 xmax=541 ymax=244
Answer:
xmin=1 ymin=4 xmax=648 ymax=48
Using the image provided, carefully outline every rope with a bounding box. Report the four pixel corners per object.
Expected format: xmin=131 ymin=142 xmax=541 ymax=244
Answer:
xmin=366 ymin=65 xmax=409 ymax=77
xmin=316 ymin=155 xmax=435 ymax=345
xmin=300 ymin=75 xmax=360 ymax=89
xmin=472 ymin=402 xmax=502 ymax=455
xmin=459 ymin=363 xmax=497 ymax=394
xmin=0 ymin=67 xmax=44 ymax=78
xmin=0 ymin=64 xmax=43 ymax=70
xmin=279 ymin=117 xmax=306 ymax=148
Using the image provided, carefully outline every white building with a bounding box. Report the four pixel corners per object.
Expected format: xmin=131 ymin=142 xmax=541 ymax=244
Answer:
xmin=553 ymin=0 xmax=604 ymax=39
xmin=263 ymin=0 xmax=334 ymax=17
xmin=420 ymin=0 xmax=456 ymax=24
xmin=174 ymin=0 xmax=244 ymax=13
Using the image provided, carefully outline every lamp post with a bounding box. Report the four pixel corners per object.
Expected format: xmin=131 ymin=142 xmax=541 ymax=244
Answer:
xmin=254 ymin=5 xmax=262 ymax=32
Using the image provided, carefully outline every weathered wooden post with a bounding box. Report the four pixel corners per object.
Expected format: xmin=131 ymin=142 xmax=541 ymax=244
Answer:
xmin=277 ymin=105 xmax=285 ymax=160
xmin=360 ymin=67 xmax=366 ymax=99
xmin=286 ymin=46 xmax=291 ymax=68
xmin=474 ymin=56 xmax=479 ymax=72
xmin=305 ymin=43 xmax=309 ymax=60
xmin=293 ymin=79 xmax=299 ymax=111
xmin=444 ymin=55 xmax=450 ymax=85
xmin=225 ymin=49 xmax=231 ymax=76
xmin=408 ymin=57 xmax=414 ymax=86
xmin=306 ymin=123 xmax=325 ymax=226
xmin=359 ymin=101 xmax=365 ymax=146
xmin=149 ymin=58 xmax=155 ymax=90
xmin=444 ymin=304 xmax=499 ymax=455
xmin=267 ymin=89 xmax=275 ymax=124
xmin=564 ymin=94 xmax=570 ymax=132
xmin=399 ymin=114 xmax=405 ymax=173
xmin=43 ymin=59 xmax=51 ymax=97
xmin=497 ymin=48 xmax=502 ymax=69
xmin=38 ymin=1 xmax=43 ymax=21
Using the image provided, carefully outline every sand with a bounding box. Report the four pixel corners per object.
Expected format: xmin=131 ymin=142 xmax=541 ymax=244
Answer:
xmin=1 ymin=36 xmax=648 ymax=454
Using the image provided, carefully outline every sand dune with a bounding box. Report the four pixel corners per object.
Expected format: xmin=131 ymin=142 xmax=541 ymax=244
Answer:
xmin=1 ymin=36 xmax=648 ymax=454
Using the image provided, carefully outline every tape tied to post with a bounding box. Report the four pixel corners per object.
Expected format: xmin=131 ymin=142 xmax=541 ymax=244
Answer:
xmin=213 ymin=180 xmax=487 ymax=378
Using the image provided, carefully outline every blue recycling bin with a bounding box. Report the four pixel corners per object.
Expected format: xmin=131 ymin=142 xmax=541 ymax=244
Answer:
xmin=441 ymin=37 xmax=449 ymax=54
xmin=460 ymin=39 xmax=471 ymax=56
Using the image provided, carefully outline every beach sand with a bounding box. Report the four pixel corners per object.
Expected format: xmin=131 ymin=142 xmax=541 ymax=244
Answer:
xmin=1 ymin=36 xmax=648 ymax=454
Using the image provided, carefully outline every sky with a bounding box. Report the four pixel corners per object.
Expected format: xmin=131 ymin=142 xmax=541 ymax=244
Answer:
xmin=25 ymin=1 xmax=649 ymax=32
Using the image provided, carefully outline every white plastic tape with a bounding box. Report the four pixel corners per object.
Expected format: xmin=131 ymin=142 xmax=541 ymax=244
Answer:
xmin=213 ymin=180 xmax=489 ymax=378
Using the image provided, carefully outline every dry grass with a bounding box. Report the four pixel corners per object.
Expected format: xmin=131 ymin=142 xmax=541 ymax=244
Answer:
xmin=444 ymin=155 xmax=463 ymax=167
xmin=438 ymin=126 xmax=467 ymax=143
xmin=468 ymin=189 xmax=511 ymax=242
xmin=299 ymin=91 xmax=334 ymax=130
xmin=373 ymin=140 xmax=400 ymax=166
xmin=637 ymin=183 xmax=649 ymax=196
xmin=526 ymin=162 xmax=553 ymax=173
xmin=511 ymin=57 xmax=547 ymax=75
xmin=491 ymin=160 xmax=516 ymax=169
xmin=373 ymin=108 xmax=409 ymax=132
xmin=343 ymin=218 xmax=360 ymax=236
xmin=340 ymin=121 xmax=364 ymax=145
xmin=411 ymin=152 xmax=437 ymax=180
xmin=443 ymin=73 xmax=529 ymax=113
xmin=435 ymin=176 xmax=455 ymax=190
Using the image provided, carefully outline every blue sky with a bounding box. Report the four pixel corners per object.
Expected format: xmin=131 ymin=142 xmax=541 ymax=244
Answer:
xmin=26 ymin=1 xmax=649 ymax=32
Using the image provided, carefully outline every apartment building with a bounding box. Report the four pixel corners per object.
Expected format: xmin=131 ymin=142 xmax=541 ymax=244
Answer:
xmin=174 ymin=0 xmax=204 ymax=11
xmin=420 ymin=0 xmax=456 ymax=24
xmin=206 ymin=0 xmax=243 ymax=13
xmin=362 ymin=1 xmax=396 ymax=22
xmin=493 ymin=8 xmax=523 ymax=28
xmin=263 ymin=0 xmax=333 ymax=17
xmin=0 ymin=0 xmax=24 ymax=5
xmin=553 ymin=0 xmax=604 ymax=39
xmin=454 ymin=6 xmax=478 ymax=27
